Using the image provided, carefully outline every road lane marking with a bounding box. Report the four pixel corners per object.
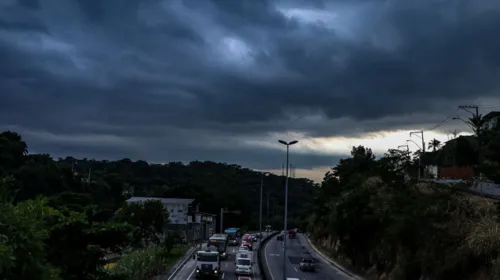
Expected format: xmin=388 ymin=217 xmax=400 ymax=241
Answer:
xmin=225 ymin=263 xmax=228 ymax=267
xmin=264 ymin=237 xmax=276 ymax=280
xmin=222 ymin=272 xmax=225 ymax=279
xmin=293 ymin=266 xmax=298 ymax=272
xmin=187 ymin=269 xmax=194 ymax=279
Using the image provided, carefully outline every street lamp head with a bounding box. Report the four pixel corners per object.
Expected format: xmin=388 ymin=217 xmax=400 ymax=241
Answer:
xmin=278 ymin=140 xmax=287 ymax=145
xmin=452 ymin=117 xmax=459 ymax=120
xmin=289 ymin=140 xmax=298 ymax=145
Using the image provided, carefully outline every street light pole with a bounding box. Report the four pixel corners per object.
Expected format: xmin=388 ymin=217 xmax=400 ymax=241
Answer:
xmin=407 ymin=139 xmax=422 ymax=180
xmin=278 ymin=139 xmax=298 ymax=280
xmin=260 ymin=173 xmax=263 ymax=241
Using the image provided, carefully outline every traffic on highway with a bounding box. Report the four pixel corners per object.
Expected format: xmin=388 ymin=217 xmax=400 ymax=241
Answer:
xmin=172 ymin=227 xmax=269 ymax=280
xmin=263 ymin=230 xmax=356 ymax=280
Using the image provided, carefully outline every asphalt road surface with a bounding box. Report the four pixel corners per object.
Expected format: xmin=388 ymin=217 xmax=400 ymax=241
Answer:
xmin=263 ymin=233 xmax=355 ymax=280
xmin=174 ymin=232 xmax=270 ymax=280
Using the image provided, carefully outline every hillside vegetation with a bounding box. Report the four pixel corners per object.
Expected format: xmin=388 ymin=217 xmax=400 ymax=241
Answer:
xmin=0 ymin=131 xmax=313 ymax=279
xmin=304 ymin=123 xmax=500 ymax=280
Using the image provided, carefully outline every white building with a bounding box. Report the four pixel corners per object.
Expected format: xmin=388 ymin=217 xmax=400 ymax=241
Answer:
xmin=125 ymin=197 xmax=194 ymax=225
xmin=125 ymin=197 xmax=216 ymax=242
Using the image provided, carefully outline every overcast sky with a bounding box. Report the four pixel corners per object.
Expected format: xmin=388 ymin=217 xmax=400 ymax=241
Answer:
xmin=1 ymin=0 xmax=500 ymax=181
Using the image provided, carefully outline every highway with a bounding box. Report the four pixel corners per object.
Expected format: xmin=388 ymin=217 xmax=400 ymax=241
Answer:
xmin=263 ymin=233 xmax=355 ymax=280
xmin=173 ymin=232 xmax=270 ymax=280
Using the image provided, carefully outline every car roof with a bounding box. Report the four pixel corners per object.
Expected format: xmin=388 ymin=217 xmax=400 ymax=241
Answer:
xmin=237 ymin=257 xmax=251 ymax=261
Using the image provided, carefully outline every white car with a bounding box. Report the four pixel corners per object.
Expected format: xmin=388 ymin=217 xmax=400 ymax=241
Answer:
xmin=235 ymin=257 xmax=252 ymax=276
xmin=238 ymin=246 xmax=250 ymax=252
xmin=236 ymin=252 xmax=250 ymax=259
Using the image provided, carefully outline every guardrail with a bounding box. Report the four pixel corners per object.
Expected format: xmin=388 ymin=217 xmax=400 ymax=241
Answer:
xmin=164 ymin=245 xmax=197 ymax=280
xmin=258 ymin=231 xmax=278 ymax=280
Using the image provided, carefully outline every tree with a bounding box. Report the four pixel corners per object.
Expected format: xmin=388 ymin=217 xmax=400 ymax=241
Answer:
xmin=428 ymin=138 xmax=441 ymax=152
xmin=115 ymin=200 xmax=170 ymax=247
xmin=0 ymin=178 xmax=60 ymax=280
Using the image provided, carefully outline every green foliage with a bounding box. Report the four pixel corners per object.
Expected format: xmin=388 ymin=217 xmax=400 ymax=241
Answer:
xmin=103 ymin=244 xmax=190 ymax=280
xmin=0 ymin=180 xmax=61 ymax=280
xmin=306 ymin=145 xmax=500 ymax=280
xmin=115 ymin=200 xmax=170 ymax=247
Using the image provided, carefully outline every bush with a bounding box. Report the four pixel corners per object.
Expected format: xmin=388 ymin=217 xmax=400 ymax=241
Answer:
xmin=102 ymin=244 xmax=190 ymax=280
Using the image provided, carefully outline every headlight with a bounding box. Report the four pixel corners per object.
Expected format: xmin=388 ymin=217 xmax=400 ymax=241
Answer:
xmin=196 ymin=269 xmax=200 ymax=273
xmin=222 ymin=252 xmax=226 ymax=256
xmin=214 ymin=270 xmax=218 ymax=274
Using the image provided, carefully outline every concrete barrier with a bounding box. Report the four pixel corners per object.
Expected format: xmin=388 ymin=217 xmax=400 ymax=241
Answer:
xmin=258 ymin=231 xmax=278 ymax=280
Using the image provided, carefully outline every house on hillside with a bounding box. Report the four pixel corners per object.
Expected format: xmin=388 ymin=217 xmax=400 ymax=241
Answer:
xmin=421 ymin=136 xmax=477 ymax=180
xmin=125 ymin=197 xmax=216 ymax=243
xmin=483 ymin=111 xmax=500 ymax=130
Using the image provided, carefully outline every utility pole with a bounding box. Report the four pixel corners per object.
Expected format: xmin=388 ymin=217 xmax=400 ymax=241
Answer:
xmin=410 ymin=131 xmax=425 ymax=179
xmin=458 ymin=104 xmax=483 ymax=168
xmin=259 ymin=172 xmax=270 ymax=242
xmin=458 ymin=105 xmax=479 ymax=117
xmin=266 ymin=192 xmax=271 ymax=228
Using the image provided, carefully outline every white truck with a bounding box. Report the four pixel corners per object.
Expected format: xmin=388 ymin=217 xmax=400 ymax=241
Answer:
xmin=194 ymin=248 xmax=221 ymax=279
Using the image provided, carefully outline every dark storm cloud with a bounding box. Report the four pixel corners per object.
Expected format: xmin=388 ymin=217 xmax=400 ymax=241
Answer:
xmin=1 ymin=0 xmax=500 ymax=172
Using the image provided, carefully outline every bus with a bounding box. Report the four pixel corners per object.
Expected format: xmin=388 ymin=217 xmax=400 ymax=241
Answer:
xmin=241 ymin=234 xmax=254 ymax=251
xmin=224 ymin=228 xmax=241 ymax=246
xmin=207 ymin=234 xmax=229 ymax=259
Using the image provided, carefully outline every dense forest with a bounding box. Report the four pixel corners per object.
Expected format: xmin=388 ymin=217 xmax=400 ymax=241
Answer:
xmin=304 ymin=118 xmax=500 ymax=279
xmin=0 ymin=130 xmax=314 ymax=279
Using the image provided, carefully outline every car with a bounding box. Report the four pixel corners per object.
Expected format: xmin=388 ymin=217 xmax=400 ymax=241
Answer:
xmin=236 ymin=252 xmax=250 ymax=259
xmin=251 ymin=235 xmax=258 ymax=242
xmin=277 ymin=234 xmax=284 ymax=241
xmin=299 ymin=258 xmax=316 ymax=272
xmin=255 ymin=233 xmax=263 ymax=238
xmin=237 ymin=277 xmax=252 ymax=280
xmin=235 ymin=257 xmax=252 ymax=276
xmin=238 ymin=246 xmax=250 ymax=253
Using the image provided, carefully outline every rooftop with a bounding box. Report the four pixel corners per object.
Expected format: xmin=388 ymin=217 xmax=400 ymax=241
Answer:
xmin=483 ymin=111 xmax=500 ymax=121
xmin=126 ymin=197 xmax=195 ymax=204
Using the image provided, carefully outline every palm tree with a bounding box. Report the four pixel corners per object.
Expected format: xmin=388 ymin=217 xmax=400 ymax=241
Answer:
xmin=428 ymin=138 xmax=442 ymax=152
xmin=467 ymin=114 xmax=486 ymax=137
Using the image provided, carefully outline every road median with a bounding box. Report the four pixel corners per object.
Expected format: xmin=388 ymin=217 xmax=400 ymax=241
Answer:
xmin=258 ymin=231 xmax=278 ymax=280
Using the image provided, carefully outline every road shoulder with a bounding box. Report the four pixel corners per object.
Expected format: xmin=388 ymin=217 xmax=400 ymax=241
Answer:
xmin=302 ymin=233 xmax=364 ymax=280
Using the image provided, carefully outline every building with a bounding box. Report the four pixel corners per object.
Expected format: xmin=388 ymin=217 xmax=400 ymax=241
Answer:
xmin=483 ymin=111 xmax=500 ymax=130
xmin=125 ymin=197 xmax=216 ymax=243
xmin=126 ymin=197 xmax=193 ymax=225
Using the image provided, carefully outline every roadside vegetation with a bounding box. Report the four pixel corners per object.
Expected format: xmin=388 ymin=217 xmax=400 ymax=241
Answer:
xmin=0 ymin=131 xmax=312 ymax=279
xmin=303 ymin=119 xmax=500 ymax=279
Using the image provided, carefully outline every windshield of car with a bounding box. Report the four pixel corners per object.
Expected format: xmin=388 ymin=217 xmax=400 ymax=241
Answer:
xmin=239 ymin=247 xmax=248 ymax=251
xmin=238 ymin=253 xmax=249 ymax=258
xmin=237 ymin=259 xmax=251 ymax=266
